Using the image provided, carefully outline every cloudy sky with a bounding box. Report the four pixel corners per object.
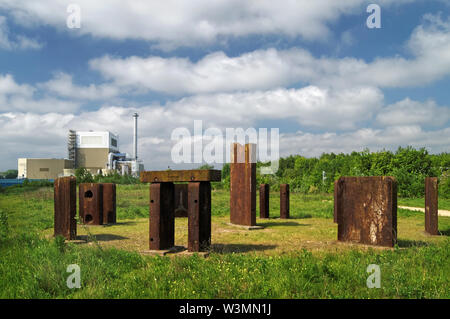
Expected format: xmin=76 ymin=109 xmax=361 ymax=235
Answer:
xmin=0 ymin=0 xmax=449 ymax=171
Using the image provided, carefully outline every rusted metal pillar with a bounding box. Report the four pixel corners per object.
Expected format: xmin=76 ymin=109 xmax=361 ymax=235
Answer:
xmin=188 ymin=182 xmax=211 ymax=252
xmin=259 ymin=184 xmax=270 ymax=219
xmin=280 ymin=184 xmax=290 ymax=219
xmin=425 ymin=177 xmax=438 ymax=235
xmin=102 ymin=183 xmax=116 ymax=224
xmin=174 ymin=184 xmax=188 ymax=217
xmin=54 ymin=176 xmax=77 ymax=240
xmin=335 ymin=177 xmax=397 ymax=247
xmin=149 ymin=182 xmax=175 ymax=250
xmin=79 ymin=183 xmax=103 ymax=225
xmin=230 ymin=143 xmax=256 ymax=226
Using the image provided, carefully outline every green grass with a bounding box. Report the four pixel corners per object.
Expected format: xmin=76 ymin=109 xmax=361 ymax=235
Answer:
xmin=0 ymin=185 xmax=449 ymax=299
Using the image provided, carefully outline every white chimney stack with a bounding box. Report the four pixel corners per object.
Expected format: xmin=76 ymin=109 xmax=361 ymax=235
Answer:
xmin=133 ymin=112 xmax=138 ymax=160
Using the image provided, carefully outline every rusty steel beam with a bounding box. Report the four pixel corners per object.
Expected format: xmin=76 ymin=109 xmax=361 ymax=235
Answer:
xmin=149 ymin=182 xmax=175 ymax=250
xmin=259 ymin=184 xmax=270 ymax=219
xmin=141 ymin=169 xmax=221 ymax=183
xmin=102 ymin=183 xmax=116 ymax=224
xmin=188 ymin=182 xmax=211 ymax=252
xmin=79 ymin=183 xmax=103 ymax=225
xmin=335 ymin=176 xmax=397 ymax=247
xmin=425 ymin=177 xmax=438 ymax=235
xmin=230 ymin=143 xmax=256 ymax=226
xmin=54 ymin=176 xmax=77 ymax=240
xmin=280 ymin=184 xmax=290 ymax=219
xmin=174 ymin=184 xmax=189 ymax=217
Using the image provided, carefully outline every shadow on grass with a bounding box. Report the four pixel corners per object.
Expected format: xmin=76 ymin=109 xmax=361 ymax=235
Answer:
xmin=78 ymin=234 xmax=129 ymax=242
xmin=438 ymin=228 xmax=450 ymax=236
xmin=104 ymin=221 xmax=138 ymax=226
xmin=212 ymin=243 xmax=277 ymax=254
xmin=397 ymin=239 xmax=430 ymax=248
xmin=260 ymin=221 xmax=311 ymax=227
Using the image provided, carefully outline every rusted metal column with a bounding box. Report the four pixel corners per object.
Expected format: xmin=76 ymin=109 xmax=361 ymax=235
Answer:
xmin=149 ymin=182 xmax=175 ymax=250
xmin=425 ymin=177 xmax=438 ymax=235
xmin=102 ymin=183 xmax=116 ymax=224
xmin=188 ymin=182 xmax=211 ymax=252
xmin=54 ymin=176 xmax=77 ymax=240
xmin=259 ymin=184 xmax=270 ymax=219
xmin=230 ymin=143 xmax=256 ymax=226
xmin=174 ymin=184 xmax=188 ymax=217
xmin=79 ymin=183 xmax=103 ymax=225
xmin=280 ymin=184 xmax=290 ymax=219
xmin=336 ymin=176 xmax=397 ymax=247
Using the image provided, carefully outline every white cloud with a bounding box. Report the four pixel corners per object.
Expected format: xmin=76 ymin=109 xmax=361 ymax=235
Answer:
xmin=376 ymin=98 xmax=450 ymax=127
xmin=0 ymin=16 xmax=43 ymax=50
xmin=0 ymin=74 xmax=80 ymax=113
xmin=1 ymin=89 xmax=448 ymax=170
xmin=89 ymin=13 xmax=450 ymax=95
xmin=38 ymin=72 xmax=120 ymax=100
xmin=0 ymin=0 xmax=422 ymax=50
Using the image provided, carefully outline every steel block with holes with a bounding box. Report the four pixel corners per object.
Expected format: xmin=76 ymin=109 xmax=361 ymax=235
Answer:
xmin=141 ymin=169 xmax=221 ymax=252
xmin=79 ymin=183 xmax=103 ymax=225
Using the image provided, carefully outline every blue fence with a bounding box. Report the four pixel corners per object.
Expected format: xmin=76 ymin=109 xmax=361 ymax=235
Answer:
xmin=0 ymin=179 xmax=54 ymax=188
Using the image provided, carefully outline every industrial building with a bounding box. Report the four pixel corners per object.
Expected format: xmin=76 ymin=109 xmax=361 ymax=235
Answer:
xmin=18 ymin=113 xmax=144 ymax=179
xmin=18 ymin=158 xmax=74 ymax=180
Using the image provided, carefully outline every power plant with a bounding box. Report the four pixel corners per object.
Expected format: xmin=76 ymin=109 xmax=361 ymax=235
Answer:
xmin=18 ymin=113 xmax=144 ymax=179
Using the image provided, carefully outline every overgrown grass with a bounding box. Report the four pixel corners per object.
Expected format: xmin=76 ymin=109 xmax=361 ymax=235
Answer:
xmin=0 ymin=185 xmax=449 ymax=299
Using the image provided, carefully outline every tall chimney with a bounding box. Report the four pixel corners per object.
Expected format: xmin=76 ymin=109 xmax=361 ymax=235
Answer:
xmin=133 ymin=113 xmax=138 ymax=160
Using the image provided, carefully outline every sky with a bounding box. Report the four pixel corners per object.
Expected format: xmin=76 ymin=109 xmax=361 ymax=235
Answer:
xmin=0 ymin=0 xmax=449 ymax=171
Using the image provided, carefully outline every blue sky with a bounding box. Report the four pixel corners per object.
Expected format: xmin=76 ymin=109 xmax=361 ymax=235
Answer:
xmin=0 ymin=0 xmax=449 ymax=171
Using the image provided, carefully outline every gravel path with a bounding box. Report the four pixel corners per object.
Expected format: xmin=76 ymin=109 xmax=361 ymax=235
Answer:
xmin=398 ymin=206 xmax=450 ymax=217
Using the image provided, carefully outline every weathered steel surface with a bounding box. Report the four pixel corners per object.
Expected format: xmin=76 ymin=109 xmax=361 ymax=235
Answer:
xmin=335 ymin=176 xmax=397 ymax=247
xmin=425 ymin=177 xmax=438 ymax=235
xmin=230 ymin=143 xmax=256 ymax=226
xmin=174 ymin=184 xmax=189 ymax=217
xmin=54 ymin=176 xmax=77 ymax=240
xmin=188 ymin=182 xmax=211 ymax=252
xmin=79 ymin=183 xmax=103 ymax=225
xmin=102 ymin=183 xmax=116 ymax=224
xmin=280 ymin=184 xmax=290 ymax=219
xmin=259 ymin=184 xmax=270 ymax=219
xmin=149 ymin=182 xmax=175 ymax=250
xmin=141 ymin=170 xmax=221 ymax=183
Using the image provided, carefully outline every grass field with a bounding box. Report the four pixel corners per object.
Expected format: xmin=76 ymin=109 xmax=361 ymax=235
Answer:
xmin=0 ymin=184 xmax=449 ymax=298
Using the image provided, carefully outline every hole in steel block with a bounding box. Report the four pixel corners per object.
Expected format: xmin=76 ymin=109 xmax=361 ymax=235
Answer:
xmin=85 ymin=214 xmax=93 ymax=223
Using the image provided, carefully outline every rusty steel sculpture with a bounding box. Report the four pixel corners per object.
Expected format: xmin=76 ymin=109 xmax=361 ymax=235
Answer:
xmin=54 ymin=176 xmax=77 ymax=240
xmin=230 ymin=143 xmax=256 ymax=226
xmin=334 ymin=176 xmax=398 ymax=247
xmin=102 ymin=183 xmax=117 ymax=224
xmin=79 ymin=183 xmax=103 ymax=225
xmin=425 ymin=177 xmax=438 ymax=235
xmin=280 ymin=184 xmax=290 ymax=219
xmin=140 ymin=169 xmax=221 ymax=252
xmin=259 ymin=184 xmax=270 ymax=219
